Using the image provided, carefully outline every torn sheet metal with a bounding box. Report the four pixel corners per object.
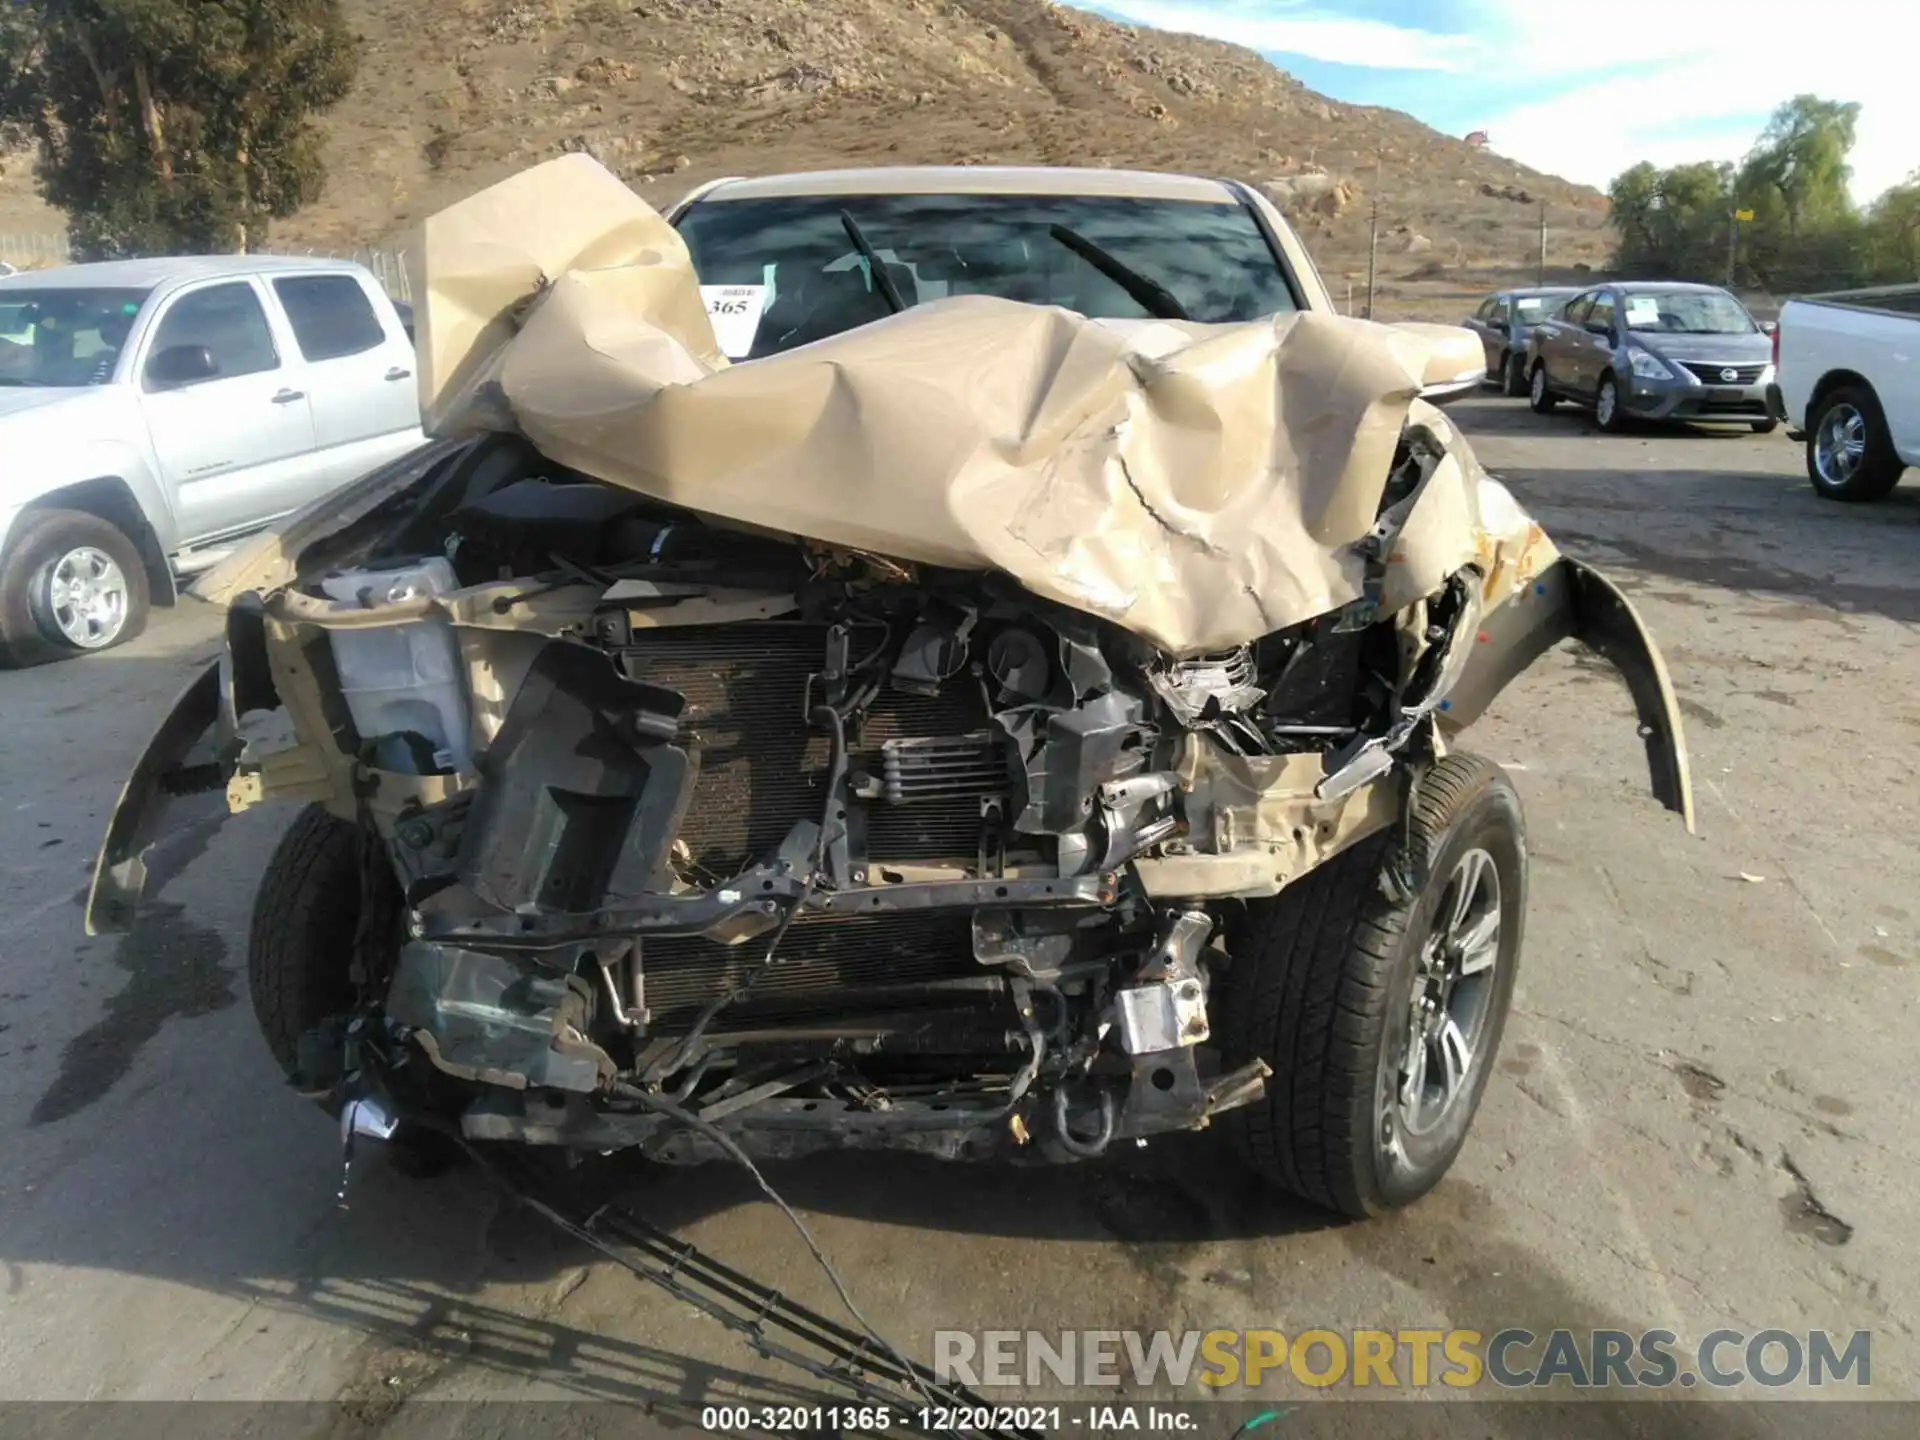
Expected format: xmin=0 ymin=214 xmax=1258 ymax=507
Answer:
xmin=389 ymin=154 xmax=1546 ymax=657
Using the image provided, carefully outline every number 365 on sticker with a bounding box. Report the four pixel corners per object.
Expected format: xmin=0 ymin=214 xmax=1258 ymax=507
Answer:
xmin=699 ymin=284 xmax=768 ymax=359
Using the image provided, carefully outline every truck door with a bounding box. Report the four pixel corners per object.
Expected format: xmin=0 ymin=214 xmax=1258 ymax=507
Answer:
xmin=137 ymin=279 xmax=317 ymax=546
xmin=268 ymin=272 xmax=422 ymax=497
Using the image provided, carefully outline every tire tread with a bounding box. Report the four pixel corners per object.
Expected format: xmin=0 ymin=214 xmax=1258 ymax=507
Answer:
xmin=247 ymin=805 xmax=362 ymax=1073
xmin=1220 ymin=754 xmax=1507 ymax=1216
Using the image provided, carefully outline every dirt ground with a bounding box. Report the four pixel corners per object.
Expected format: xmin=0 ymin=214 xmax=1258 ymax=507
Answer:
xmin=2 ymin=396 xmax=1917 ymax=1431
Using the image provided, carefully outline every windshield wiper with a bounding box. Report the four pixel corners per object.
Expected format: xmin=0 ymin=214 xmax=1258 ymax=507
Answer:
xmin=839 ymin=210 xmax=907 ymax=315
xmin=1047 ymin=224 xmax=1190 ymax=321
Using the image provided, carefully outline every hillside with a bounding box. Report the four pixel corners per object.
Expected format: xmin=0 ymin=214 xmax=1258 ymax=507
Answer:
xmin=0 ymin=0 xmax=1613 ymax=295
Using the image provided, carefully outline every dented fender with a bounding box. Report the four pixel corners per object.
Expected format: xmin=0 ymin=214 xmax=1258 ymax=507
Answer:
xmin=86 ymin=660 xmax=221 ymax=936
xmin=1440 ymin=556 xmax=1695 ymax=833
xmin=85 ymin=603 xmax=280 ymax=936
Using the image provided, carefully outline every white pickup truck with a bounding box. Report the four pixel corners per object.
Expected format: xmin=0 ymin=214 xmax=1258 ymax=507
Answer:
xmin=0 ymin=255 xmax=424 ymax=663
xmin=1771 ymin=283 xmax=1920 ymax=502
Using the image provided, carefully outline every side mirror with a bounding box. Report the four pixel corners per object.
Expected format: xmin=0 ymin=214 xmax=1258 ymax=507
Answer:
xmin=146 ymin=343 xmax=219 ymax=389
xmin=1488 ymin=318 xmax=1509 ymax=333
xmin=1758 ymin=319 xmax=1777 ymax=335
xmin=1584 ymin=319 xmax=1613 ymax=337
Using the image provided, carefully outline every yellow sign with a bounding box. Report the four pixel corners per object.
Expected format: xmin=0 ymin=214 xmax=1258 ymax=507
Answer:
xmin=1734 ymin=208 xmax=1755 ymax=221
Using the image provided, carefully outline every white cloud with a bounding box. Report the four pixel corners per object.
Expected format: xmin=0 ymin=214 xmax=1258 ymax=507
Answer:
xmin=1093 ymin=0 xmax=1476 ymax=72
xmin=1468 ymin=0 xmax=1918 ymax=201
xmin=1091 ymin=0 xmax=1918 ymax=202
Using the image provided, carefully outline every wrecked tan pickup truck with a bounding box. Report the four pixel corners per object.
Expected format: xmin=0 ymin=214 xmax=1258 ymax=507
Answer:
xmin=88 ymin=158 xmax=1691 ymax=1219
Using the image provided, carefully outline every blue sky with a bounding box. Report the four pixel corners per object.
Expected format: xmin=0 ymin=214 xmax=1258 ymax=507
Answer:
xmin=1082 ymin=0 xmax=1913 ymax=203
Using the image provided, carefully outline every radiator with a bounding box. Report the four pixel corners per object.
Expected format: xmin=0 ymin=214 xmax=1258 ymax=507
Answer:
xmin=615 ymin=623 xmax=1000 ymax=873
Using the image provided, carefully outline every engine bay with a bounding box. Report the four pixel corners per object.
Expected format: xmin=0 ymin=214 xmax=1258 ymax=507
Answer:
xmin=231 ymin=432 xmax=1478 ymax=1166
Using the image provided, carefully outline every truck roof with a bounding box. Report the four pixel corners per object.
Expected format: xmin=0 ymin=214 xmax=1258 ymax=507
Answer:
xmin=0 ymin=253 xmax=368 ymax=294
xmin=694 ymin=165 xmax=1243 ymax=205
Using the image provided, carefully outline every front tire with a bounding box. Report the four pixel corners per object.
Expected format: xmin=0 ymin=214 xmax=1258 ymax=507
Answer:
xmin=1218 ymin=754 xmax=1526 ymax=1218
xmin=1806 ymin=385 xmax=1903 ymax=502
xmin=1750 ymin=419 xmax=1779 ymax=435
xmin=249 ymin=806 xmax=375 ymax=1075
xmin=1527 ymin=362 xmax=1557 ymax=414
xmin=0 ymin=509 xmax=151 ymax=667
xmin=1594 ymin=372 xmax=1627 ymax=433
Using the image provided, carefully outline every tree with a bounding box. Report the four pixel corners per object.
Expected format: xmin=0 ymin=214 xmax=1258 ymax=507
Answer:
xmin=0 ymin=1 xmax=356 ymax=259
xmin=1865 ymin=171 xmax=1920 ymax=281
xmin=1737 ymin=95 xmax=1860 ymax=238
xmin=1606 ymin=94 xmax=1906 ymax=293
xmin=1607 ymin=159 xmax=1734 ymax=280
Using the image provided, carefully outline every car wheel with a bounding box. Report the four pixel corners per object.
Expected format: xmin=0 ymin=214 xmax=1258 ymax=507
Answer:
xmin=1501 ymin=351 xmax=1526 ymax=397
xmin=1806 ymin=385 xmax=1904 ymax=502
xmin=1217 ymin=754 xmax=1525 ymax=1218
xmin=1527 ymin=362 xmax=1557 ymax=414
xmin=0 ymin=509 xmax=151 ymax=667
xmin=249 ymin=805 xmax=393 ymax=1076
xmin=1594 ymin=372 xmax=1626 ymax=433
xmin=1750 ymin=419 xmax=1779 ymax=435
xmin=247 ymin=805 xmax=454 ymax=1171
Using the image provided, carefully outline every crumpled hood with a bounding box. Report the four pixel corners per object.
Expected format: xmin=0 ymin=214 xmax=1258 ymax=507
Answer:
xmin=210 ymin=155 xmax=1556 ymax=655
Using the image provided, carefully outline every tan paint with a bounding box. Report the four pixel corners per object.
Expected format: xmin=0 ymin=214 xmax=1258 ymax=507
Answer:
xmin=397 ymin=154 xmax=1555 ymax=658
xmin=190 ymin=157 xmax=1676 ymax=894
xmin=1133 ymin=739 xmax=1400 ymax=899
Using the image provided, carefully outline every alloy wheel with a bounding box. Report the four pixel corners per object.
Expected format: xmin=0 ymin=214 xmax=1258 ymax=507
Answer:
xmin=44 ymin=546 xmax=130 ymax=649
xmin=1814 ymin=403 xmax=1865 ymax=488
xmin=1390 ymin=847 xmax=1502 ymax=1142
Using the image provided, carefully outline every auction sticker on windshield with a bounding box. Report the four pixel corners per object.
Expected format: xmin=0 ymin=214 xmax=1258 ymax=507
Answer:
xmin=701 ymin=284 xmax=768 ymax=359
xmin=1625 ymin=295 xmax=1662 ymax=326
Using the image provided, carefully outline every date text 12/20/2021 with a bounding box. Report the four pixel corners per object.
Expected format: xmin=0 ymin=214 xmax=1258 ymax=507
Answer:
xmin=699 ymin=1406 xmax=1200 ymax=1433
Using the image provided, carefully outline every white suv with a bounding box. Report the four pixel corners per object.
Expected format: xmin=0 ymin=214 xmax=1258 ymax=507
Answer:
xmin=0 ymin=255 xmax=424 ymax=663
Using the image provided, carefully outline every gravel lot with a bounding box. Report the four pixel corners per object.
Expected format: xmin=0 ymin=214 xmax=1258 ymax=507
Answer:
xmin=2 ymin=396 xmax=1916 ymax=1429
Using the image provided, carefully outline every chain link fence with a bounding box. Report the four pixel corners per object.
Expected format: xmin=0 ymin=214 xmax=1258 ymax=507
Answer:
xmin=0 ymin=230 xmax=412 ymax=303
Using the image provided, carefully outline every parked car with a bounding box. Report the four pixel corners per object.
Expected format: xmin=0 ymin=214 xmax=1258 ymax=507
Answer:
xmin=1770 ymin=283 xmax=1920 ymax=502
xmin=1525 ymin=281 xmax=1777 ymax=433
xmin=0 ymin=255 xmax=424 ymax=664
xmin=1463 ymin=286 xmax=1578 ymax=395
xmin=90 ymin=159 xmax=1690 ymax=1223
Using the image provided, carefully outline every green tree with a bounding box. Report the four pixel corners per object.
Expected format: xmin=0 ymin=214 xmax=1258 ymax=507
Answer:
xmin=1865 ymin=171 xmax=1920 ymax=280
xmin=1607 ymin=94 xmax=1908 ymax=293
xmin=1738 ymin=95 xmax=1861 ymax=237
xmin=1606 ymin=159 xmax=1733 ymax=280
xmin=0 ymin=1 xmax=356 ymax=259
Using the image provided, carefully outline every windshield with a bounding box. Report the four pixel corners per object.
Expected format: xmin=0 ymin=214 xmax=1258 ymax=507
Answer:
xmin=675 ymin=192 xmax=1299 ymax=361
xmin=1621 ymin=290 xmax=1756 ymax=336
xmin=0 ymin=287 xmax=152 ymax=386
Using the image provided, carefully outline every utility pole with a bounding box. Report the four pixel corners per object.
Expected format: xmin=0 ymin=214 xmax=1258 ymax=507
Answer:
xmin=1537 ymin=200 xmax=1547 ymax=285
xmin=1364 ymin=155 xmax=1381 ymax=320
xmin=1726 ymin=208 xmax=1743 ymax=286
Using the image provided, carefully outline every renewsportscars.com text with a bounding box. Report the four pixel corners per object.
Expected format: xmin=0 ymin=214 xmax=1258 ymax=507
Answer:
xmin=933 ymin=1328 xmax=1872 ymax=1391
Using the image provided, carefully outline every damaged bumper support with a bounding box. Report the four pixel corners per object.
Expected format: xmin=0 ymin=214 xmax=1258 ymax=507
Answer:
xmin=87 ymin=550 xmax=1687 ymax=1168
